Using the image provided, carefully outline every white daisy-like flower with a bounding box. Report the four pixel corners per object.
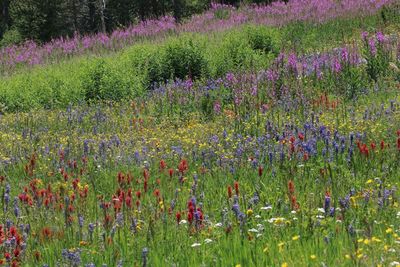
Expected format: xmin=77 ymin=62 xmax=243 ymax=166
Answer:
xmin=389 ymin=261 xmax=399 ymax=266
xmin=248 ymin=228 xmax=259 ymax=233
xmin=179 ymin=220 xmax=187 ymax=225
xmin=214 ymin=222 xmax=223 ymax=227
xmin=316 ymin=215 xmax=325 ymax=219
xmin=317 ymin=208 xmax=325 ymax=213
xmin=204 ymin=239 xmax=213 ymax=244
xmin=191 ymin=243 xmax=201 ymax=248
xmin=261 ymin=206 xmax=272 ymax=211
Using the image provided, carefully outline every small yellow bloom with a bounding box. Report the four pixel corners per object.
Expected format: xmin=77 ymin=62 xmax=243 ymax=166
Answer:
xmin=371 ymin=237 xmax=381 ymax=242
xmin=235 ymin=265 xmax=241 ymax=267
xmin=278 ymin=242 xmax=285 ymax=252
xmin=79 ymin=241 xmax=88 ymax=246
xmin=263 ymin=246 xmax=268 ymax=253
xmin=386 ymin=228 xmax=393 ymax=234
xmin=281 ymin=262 xmax=288 ymax=267
xmin=356 ymin=253 xmax=363 ymax=259
xmin=366 ymin=179 xmax=373 ymax=184
xmin=310 ymin=255 xmax=317 ymax=260
xmin=363 ymin=239 xmax=370 ymax=245
xmin=345 ymin=254 xmax=351 ymax=259
xmin=292 ymin=235 xmax=300 ymax=241
xmin=246 ymin=209 xmax=253 ymax=217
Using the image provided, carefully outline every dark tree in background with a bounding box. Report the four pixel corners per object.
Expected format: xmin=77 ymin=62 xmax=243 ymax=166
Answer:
xmin=0 ymin=0 xmax=10 ymax=38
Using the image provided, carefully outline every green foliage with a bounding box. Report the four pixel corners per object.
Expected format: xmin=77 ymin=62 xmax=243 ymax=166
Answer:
xmin=338 ymin=65 xmax=368 ymax=100
xmin=0 ymin=28 xmax=23 ymax=47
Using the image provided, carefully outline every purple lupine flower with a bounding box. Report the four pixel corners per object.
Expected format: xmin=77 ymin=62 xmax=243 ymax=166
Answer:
xmin=62 ymin=249 xmax=81 ymax=267
xmin=116 ymin=212 xmax=124 ymax=227
xmin=78 ymin=215 xmax=84 ymax=228
xmin=13 ymin=197 xmax=20 ymax=218
xmin=348 ymin=224 xmax=355 ymax=236
xmin=288 ymin=53 xmax=298 ymax=74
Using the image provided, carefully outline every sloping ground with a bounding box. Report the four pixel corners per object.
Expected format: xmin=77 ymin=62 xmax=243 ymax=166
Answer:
xmin=0 ymin=2 xmax=400 ymax=266
xmin=0 ymin=0 xmax=398 ymax=75
xmin=0 ymin=3 xmax=399 ymax=113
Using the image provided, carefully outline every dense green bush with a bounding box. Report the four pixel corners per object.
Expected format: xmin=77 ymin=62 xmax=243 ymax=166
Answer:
xmin=210 ymin=26 xmax=279 ymax=76
xmin=246 ymin=25 xmax=280 ymax=54
xmin=164 ymin=37 xmax=208 ymax=80
xmin=82 ymin=58 xmax=137 ymax=102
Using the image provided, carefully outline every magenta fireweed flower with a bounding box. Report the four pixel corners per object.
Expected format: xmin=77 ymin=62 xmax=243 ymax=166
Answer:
xmin=376 ymin=31 xmax=385 ymax=43
xmin=226 ymin=73 xmax=237 ymax=84
xmin=361 ymin=31 xmax=369 ymax=41
xmin=369 ymin=38 xmax=377 ymax=56
xmin=341 ymin=48 xmax=349 ymax=62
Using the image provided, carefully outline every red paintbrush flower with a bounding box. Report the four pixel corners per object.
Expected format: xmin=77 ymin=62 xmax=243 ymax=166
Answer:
xmin=178 ymin=159 xmax=188 ymax=173
xmin=234 ymin=181 xmax=239 ymax=196
xmin=176 ymin=212 xmax=181 ymax=224
xmin=168 ymin=168 xmax=174 ymax=178
xmin=160 ymin=160 xmax=167 ymax=170
xmin=288 ymin=180 xmax=295 ymax=195
xmin=227 ymin=185 xmax=232 ymax=198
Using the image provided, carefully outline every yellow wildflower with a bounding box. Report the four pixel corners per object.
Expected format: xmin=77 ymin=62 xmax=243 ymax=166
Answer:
xmin=292 ymin=235 xmax=300 ymax=241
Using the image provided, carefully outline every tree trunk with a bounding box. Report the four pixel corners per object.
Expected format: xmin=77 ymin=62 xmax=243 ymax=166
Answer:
xmin=99 ymin=0 xmax=106 ymax=32
xmin=71 ymin=0 xmax=78 ymax=33
xmin=2 ymin=0 xmax=10 ymax=28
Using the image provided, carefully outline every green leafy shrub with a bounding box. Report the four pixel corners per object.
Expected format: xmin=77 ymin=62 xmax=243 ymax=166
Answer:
xmin=164 ymin=37 xmax=208 ymax=81
xmin=245 ymin=25 xmax=280 ymax=54
xmin=362 ymin=33 xmax=391 ymax=83
xmin=82 ymin=59 xmax=134 ymax=102
xmin=0 ymin=28 xmax=23 ymax=47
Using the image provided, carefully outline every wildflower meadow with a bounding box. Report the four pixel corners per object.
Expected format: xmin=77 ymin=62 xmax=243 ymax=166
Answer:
xmin=0 ymin=1 xmax=400 ymax=266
